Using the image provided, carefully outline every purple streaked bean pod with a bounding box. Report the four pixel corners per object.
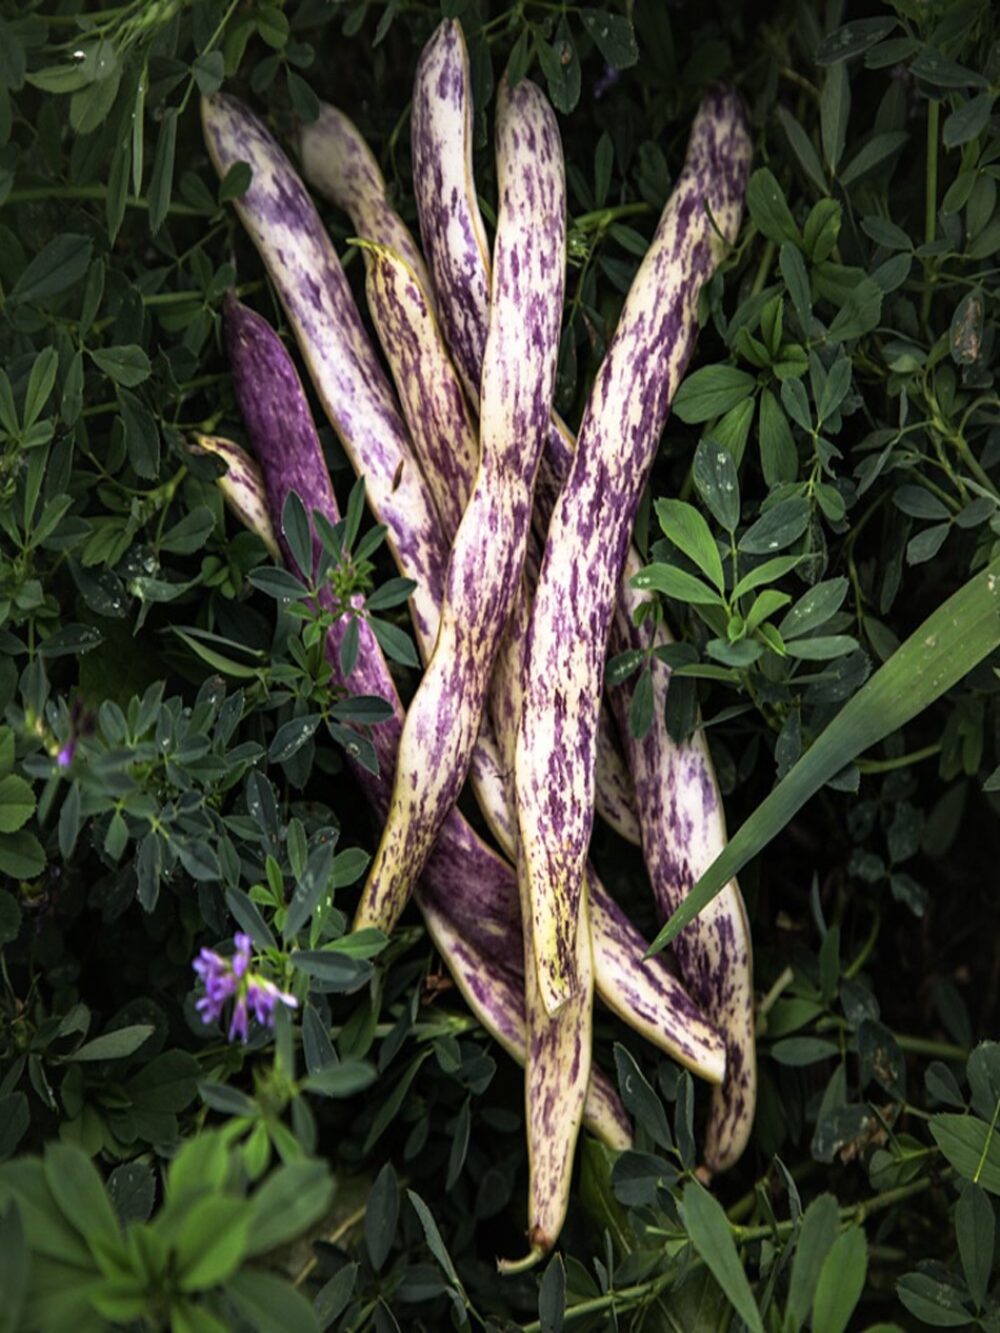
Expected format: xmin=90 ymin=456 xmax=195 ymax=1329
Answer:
xmin=609 ymin=576 xmax=754 ymax=1172
xmin=411 ymin=20 xmax=491 ymax=406
xmin=298 ymin=102 xmax=432 ymax=296
xmin=354 ymin=240 xmax=479 ymax=561
xmin=515 ymin=88 xmax=752 ymax=1016
xmin=410 ymin=23 xmax=751 ymax=1166
xmin=299 ymin=105 xmax=477 ymax=540
xmin=352 ymin=74 xmax=567 ymax=938
xmin=191 ymin=433 xmax=281 ymax=560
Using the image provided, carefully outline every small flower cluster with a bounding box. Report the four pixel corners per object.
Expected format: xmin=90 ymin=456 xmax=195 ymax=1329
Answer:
xmin=192 ymin=932 xmax=297 ymax=1043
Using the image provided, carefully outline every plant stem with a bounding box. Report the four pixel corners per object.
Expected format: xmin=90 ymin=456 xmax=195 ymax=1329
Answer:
xmin=895 ymin=1034 xmax=968 ymax=1061
xmin=856 ymin=743 xmax=941 ymax=774
xmin=750 ymin=239 xmax=776 ymax=296
xmin=573 ymin=200 xmax=652 ymax=231
xmin=3 ymin=185 xmax=212 ymax=217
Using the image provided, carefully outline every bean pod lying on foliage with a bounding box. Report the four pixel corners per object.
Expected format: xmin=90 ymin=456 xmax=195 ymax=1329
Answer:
xmin=515 ymin=89 xmax=753 ymax=1014
xmin=610 ymin=591 xmax=756 ymax=1174
xmin=206 ymin=58 xmax=749 ymax=1248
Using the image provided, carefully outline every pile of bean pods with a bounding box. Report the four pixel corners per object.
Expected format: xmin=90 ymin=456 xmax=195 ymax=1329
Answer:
xmin=199 ymin=18 xmax=754 ymax=1264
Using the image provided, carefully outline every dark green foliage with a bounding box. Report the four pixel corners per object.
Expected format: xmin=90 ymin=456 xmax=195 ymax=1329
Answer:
xmin=1 ymin=0 xmax=1000 ymax=1329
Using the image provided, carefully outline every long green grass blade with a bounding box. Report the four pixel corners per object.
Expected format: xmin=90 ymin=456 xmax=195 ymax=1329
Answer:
xmin=647 ymin=559 xmax=1000 ymax=958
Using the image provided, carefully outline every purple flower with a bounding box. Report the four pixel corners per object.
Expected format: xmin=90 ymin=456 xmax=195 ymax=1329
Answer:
xmin=247 ymin=976 xmax=298 ymax=1026
xmin=192 ymin=933 xmax=297 ymax=1043
xmin=53 ymin=696 xmax=96 ymax=769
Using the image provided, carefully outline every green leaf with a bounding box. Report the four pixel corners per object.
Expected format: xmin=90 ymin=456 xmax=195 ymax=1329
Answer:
xmin=955 ymin=1182 xmax=993 ymax=1309
xmin=0 ymin=830 xmax=45 ymax=880
xmin=535 ymin=20 xmax=580 ymax=115
xmin=931 ymin=1114 xmax=1000 ymax=1194
xmin=896 ymin=1272 xmax=973 ymax=1327
xmin=246 ymin=1162 xmax=333 ymax=1256
xmin=579 ymin=9 xmax=638 ymax=68
xmin=300 ymin=1061 xmax=376 ymax=1098
xmin=681 ymin=1182 xmax=764 ymax=1333
xmin=812 ymin=1226 xmax=867 ymax=1333
xmin=693 ymin=438 xmax=740 ymax=532
xmin=816 ymin=17 xmax=897 ymax=64
xmin=148 ymin=107 xmax=178 ymax=233
xmin=89 ymin=345 xmax=151 ymax=388
xmin=654 ymin=500 xmax=724 ymax=591
xmin=739 ymin=497 xmax=810 ymax=555
xmin=910 ymin=49 xmax=989 ymax=90
xmin=786 ymin=1193 xmax=838 ymax=1332
xmin=364 ymin=577 xmax=417 ymax=612
xmin=0 ymin=775 xmax=35 ymax=833
xmin=225 ymin=887 xmax=277 ymax=951
xmin=839 ymin=132 xmax=908 ymax=189
xmin=192 ymin=50 xmax=225 ymax=95
xmin=69 ymin=1024 xmax=154 ymax=1062
xmin=226 ymin=1270 xmax=320 ymax=1333
xmin=43 ymin=1142 xmax=122 ymax=1250
xmin=771 ymin=1037 xmax=839 ymax=1065
xmin=776 ymin=107 xmax=827 ymax=195
xmin=613 ymin=1044 xmax=672 ymax=1150
xmin=0 ymin=1198 xmax=27 ymax=1329
xmin=673 ymin=365 xmax=756 ymax=423
xmin=369 ymin=616 xmax=419 ymax=667
xmin=780 ymin=579 xmax=848 ymax=639
xmin=0 ymin=19 xmax=26 ymax=90
xmin=746 ymin=167 xmax=800 ymax=244
xmin=825 ymin=277 xmax=883 ymax=344
xmin=70 ymin=67 xmax=121 ymax=135
xmin=407 ymin=1190 xmax=464 ymax=1295
xmin=283 ymin=839 xmax=334 ymax=939
xmin=167 ymin=1130 xmax=230 ymax=1199
xmin=174 ymin=1196 xmax=252 ymax=1291
xmin=820 ymin=63 xmax=850 ymax=171
xmin=710 ymin=399 xmax=755 ymax=469
xmin=365 ymin=1162 xmax=398 ymax=1274
xmin=23 ymin=347 xmax=59 ymax=428
xmin=943 ymin=93 xmax=994 ymax=149
xmin=0 ymin=1093 xmax=29 ymax=1161
xmin=631 ymin=562 xmax=726 ymax=607
xmin=10 ymin=234 xmax=93 ymax=306
xmin=647 ymin=559 xmax=1000 ymax=956
xmin=270 ymin=713 xmax=321 ymax=765
xmin=539 ymin=1252 xmax=566 ymax=1333
xmin=249 ymin=567 xmax=309 ymax=600
xmin=758 ymin=389 xmax=798 ymax=485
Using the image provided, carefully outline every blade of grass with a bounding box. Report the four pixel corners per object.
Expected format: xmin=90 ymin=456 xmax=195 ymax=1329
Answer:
xmin=647 ymin=559 xmax=1000 ymax=957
